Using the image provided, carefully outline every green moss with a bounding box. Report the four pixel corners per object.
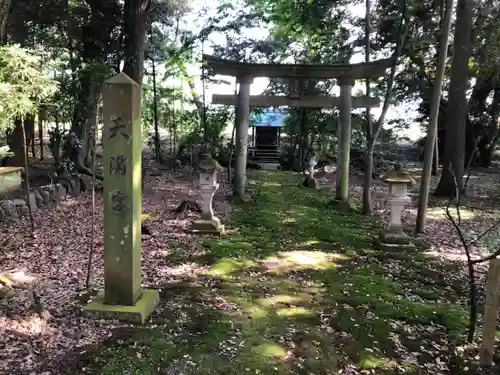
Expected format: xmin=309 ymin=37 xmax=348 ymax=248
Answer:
xmin=73 ymin=171 xmax=470 ymax=375
xmin=84 ymin=289 xmax=159 ymax=324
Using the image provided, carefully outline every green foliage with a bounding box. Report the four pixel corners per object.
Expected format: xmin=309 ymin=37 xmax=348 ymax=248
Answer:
xmin=0 ymin=45 xmax=58 ymax=130
xmin=177 ymin=105 xmax=233 ymax=162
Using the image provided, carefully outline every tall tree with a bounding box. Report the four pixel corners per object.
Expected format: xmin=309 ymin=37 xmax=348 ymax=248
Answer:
xmin=362 ymin=0 xmax=373 ymax=214
xmin=0 ymin=0 xmax=11 ymax=44
xmin=67 ymin=0 xmax=121 ymax=173
xmin=122 ymin=0 xmax=152 ymax=84
xmin=416 ymin=0 xmax=455 ymax=233
xmin=362 ymin=0 xmax=408 ymax=215
xmin=434 ymin=0 xmax=473 ymax=197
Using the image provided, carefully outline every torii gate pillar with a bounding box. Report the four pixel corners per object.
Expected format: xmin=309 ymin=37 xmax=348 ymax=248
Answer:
xmin=234 ymin=75 xmax=253 ymax=199
xmin=335 ymin=77 xmax=354 ymax=207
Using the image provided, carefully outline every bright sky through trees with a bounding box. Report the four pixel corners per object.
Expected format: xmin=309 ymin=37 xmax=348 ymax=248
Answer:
xmin=172 ymin=0 xmax=421 ymax=139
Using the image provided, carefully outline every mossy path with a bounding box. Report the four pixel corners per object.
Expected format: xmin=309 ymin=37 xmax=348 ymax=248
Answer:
xmin=70 ymin=171 xmax=470 ymax=375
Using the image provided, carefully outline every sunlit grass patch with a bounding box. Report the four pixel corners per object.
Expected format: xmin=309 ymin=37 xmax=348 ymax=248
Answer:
xmin=425 ymin=206 xmax=476 ymax=220
xmin=260 ymin=250 xmax=348 ymax=274
xmin=206 ymin=257 xmax=256 ymax=277
xmin=257 ymin=294 xmax=306 ymax=307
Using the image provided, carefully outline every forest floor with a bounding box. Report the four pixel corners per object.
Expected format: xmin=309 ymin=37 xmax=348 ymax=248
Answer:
xmin=0 ymin=165 xmax=499 ymax=374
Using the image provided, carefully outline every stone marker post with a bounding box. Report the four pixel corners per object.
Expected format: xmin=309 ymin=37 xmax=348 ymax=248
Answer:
xmin=84 ymin=72 xmax=159 ymax=323
xmin=191 ymin=153 xmax=224 ymax=234
xmin=376 ymin=164 xmax=416 ymax=251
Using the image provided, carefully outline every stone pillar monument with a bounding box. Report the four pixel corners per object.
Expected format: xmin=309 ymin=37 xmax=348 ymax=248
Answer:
xmin=84 ymin=72 xmax=159 ymax=323
xmin=234 ymin=75 xmax=253 ymax=199
xmin=191 ymin=153 xmax=224 ymax=234
xmin=376 ymin=164 xmax=416 ymax=251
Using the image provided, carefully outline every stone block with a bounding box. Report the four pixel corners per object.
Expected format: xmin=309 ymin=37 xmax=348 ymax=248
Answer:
xmin=378 ymin=229 xmax=411 ymax=245
xmin=33 ymin=190 xmax=43 ymax=207
xmin=52 ymin=183 xmax=66 ymax=201
xmin=190 ymin=217 xmax=225 ymax=235
xmin=84 ymin=289 xmax=160 ymax=324
xmin=79 ymin=175 xmax=92 ymax=192
xmin=39 ymin=189 xmax=51 ymax=205
xmin=0 ymin=200 xmax=19 ymax=222
xmin=375 ymin=229 xmax=416 ymax=252
xmin=70 ymin=178 xmax=80 ymax=197
xmin=28 ymin=192 xmax=38 ymax=212
xmin=56 ymin=177 xmax=73 ymax=195
xmin=0 ymin=167 xmax=23 ymax=195
xmin=12 ymin=198 xmax=29 ymax=216
xmin=41 ymin=185 xmax=56 ymax=202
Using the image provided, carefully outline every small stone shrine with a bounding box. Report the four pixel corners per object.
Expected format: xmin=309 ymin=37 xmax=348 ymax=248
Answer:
xmin=84 ymin=72 xmax=159 ymax=323
xmin=190 ymin=152 xmax=224 ymax=235
xmin=376 ymin=163 xmax=416 ymax=251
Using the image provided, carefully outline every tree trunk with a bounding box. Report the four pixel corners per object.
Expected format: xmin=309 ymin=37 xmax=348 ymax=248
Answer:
xmin=363 ymin=144 xmax=375 ymax=213
xmin=7 ymin=118 xmax=35 ymax=166
xmin=70 ymin=72 xmax=100 ymax=167
xmin=0 ymin=0 xmax=11 ymax=44
xmin=362 ymin=0 xmax=373 ymax=214
xmin=20 ymin=119 xmax=34 ymax=233
xmin=151 ymin=57 xmax=160 ymax=163
xmin=38 ymin=107 xmax=44 ymax=160
xmin=434 ymin=0 xmax=473 ymax=197
xmin=122 ymin=0 xmax=151 ymax=85
xmin=84 ymin=111 xmax=98 ymax=167
xmin=432 ymin=136 xmax=439 ymax=175
xmin=66 ymin=0 xmax=120 ymax=173
xmin=53 ymin=115 xmax=61 ymax=165
xmin=416 ymin=0 xmax=454 ymax=234
xmin=30 ymin=129 xmax=36 ymax=157
xmin=361 ymin=0 xmax=407 ymax=213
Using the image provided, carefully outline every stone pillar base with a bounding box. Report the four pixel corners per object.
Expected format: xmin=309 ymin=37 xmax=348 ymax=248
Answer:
xmin=83 ymin=289 xmax=159 ymax=324
xmin=375 ymin=229 xmax=416 ymax=251
xmin=190 ymin=217 xmax=225 ymax=235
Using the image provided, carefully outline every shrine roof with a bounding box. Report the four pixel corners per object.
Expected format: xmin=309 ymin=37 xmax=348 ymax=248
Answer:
xmin=203 ymin=54 xmax=392 ymax=80
xmin=251 ymin=109 xmax=287 ymax=127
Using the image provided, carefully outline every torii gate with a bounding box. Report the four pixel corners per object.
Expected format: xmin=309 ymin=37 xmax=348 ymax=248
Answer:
xmin=203 ymin=54 xmax=391 ymax=203
xmin=211 ymin=94 xmax=381 ymax=170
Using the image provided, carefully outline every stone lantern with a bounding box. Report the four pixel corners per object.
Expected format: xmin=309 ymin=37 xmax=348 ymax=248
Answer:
xmin=302 ymin=156 xmax=320 ymax=188
xmin=190 ymin=152 xmax=224 ymax=234
xmin=307 ymin=156 xmax=317 ymax=175
xmin=377 ymin=163 xmax=416 ymax=251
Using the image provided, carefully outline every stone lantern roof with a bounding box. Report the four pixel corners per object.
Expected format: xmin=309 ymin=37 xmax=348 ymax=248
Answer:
xmin=198 ymin=153 xmax=223 ymax=172
xmin=381 ymin=163 xmax=415 ymax=185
